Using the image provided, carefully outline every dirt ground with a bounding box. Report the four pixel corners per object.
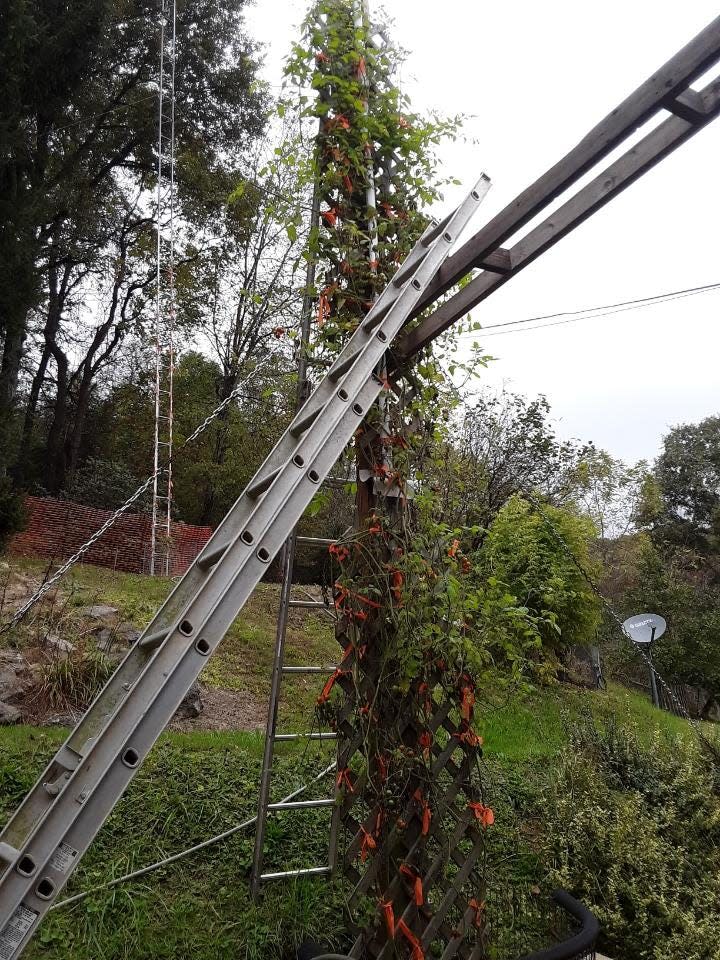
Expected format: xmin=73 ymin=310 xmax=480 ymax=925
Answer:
xmin=169 ymin=685 xmax=268 ymax=732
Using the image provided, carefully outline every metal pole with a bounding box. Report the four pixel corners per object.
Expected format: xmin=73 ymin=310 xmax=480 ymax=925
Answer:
xmin=648 ymin=626 xmax=660 ymax=708
xmin=150 ymin=2 xmax=167 ymax=576
xmin=354 ymin=0 xmax=382 ymax=526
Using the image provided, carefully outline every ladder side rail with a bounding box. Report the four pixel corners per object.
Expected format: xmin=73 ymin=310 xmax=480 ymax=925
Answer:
xmin=0 ymin=379 xmax=380 ymax=946
xmin=249 ymin=529 xmax=299 ymax=899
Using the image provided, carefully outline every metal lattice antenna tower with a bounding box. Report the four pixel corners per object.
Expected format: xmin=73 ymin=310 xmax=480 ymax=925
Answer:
xmin=151 ymin=0 xmax=177 ymax=576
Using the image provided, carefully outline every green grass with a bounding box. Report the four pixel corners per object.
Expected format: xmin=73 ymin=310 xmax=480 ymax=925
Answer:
xmin=0 ymin=726 xmax=341 ymax=960
xmin=2 ymin=556 xmax=717 ymax=959
xmin=1 ymin=680 xmax=709 ymax=960
xmin=477 ymin=682 xmax=702 ymax=760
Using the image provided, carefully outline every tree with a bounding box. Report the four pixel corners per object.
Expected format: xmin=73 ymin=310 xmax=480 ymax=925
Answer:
xmin=30 ymin=184 xmax=158 ymax=492
xmin=479 ymin=495 xmax=602 ymax=655
xmin=622 ymin=541 xmax=720 ymax=702
xmin=651 ymin=414 xmax=720 ymax=555
xmin=569 ymin=447 xmax=648 ymax=555
xmin=428 ymin=391 xmax=593 ymax=533
xmin=190 ymin=124 xmax=312 ymax=520
xmin=1 ymin=0 xmax=266 ymax=470
xmin=90 ymin=351 xmax=295 ymax=526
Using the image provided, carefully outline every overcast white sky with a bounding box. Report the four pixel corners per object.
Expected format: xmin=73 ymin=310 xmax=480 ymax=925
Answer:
xmin=246 ymin=1 xmax=720 ymax=463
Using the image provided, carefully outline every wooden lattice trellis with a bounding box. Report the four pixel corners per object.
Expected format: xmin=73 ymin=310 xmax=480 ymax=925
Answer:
xmin=325 ymin=620 xmax=491 ymax=960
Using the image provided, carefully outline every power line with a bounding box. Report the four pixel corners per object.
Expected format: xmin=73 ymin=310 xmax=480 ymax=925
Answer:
xmin=457 ymin=280 xmax=720 ymax=340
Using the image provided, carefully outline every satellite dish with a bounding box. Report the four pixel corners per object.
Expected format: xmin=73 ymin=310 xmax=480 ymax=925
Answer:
xmin=622 ymin=613 xmax=667 ymax=644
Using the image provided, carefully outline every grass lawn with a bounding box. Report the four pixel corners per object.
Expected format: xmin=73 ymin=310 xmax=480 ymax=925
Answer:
xmin=1 ymin=682 xmax=707 ymax=960
xmin=2 ymin=556 xmax=716 ymax=959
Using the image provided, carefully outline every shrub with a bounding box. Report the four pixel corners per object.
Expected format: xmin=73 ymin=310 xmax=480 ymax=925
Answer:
xmin=0 ymin=477 xmax=26 ymax=550
xmin=545 ymin=719 xmax=720 ymax=960
xmin=479 ymin=496 xmax=602 ymax=652
xmin=67 ymin=457 xmax=151 ymax=511
xmin=39 ymin=649 xmax=114 ymax=711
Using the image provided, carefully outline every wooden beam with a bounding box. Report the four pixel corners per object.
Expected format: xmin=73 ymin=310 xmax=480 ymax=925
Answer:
xmin=395 ymin=76 xmax=720 ymax=361
xmin=410 ymin=15 xmax=720 ymax=315
xmin=666 ymin=87 xmax=709 ymax=123
xmin=477 ymin=248 xmax=512 ymax=274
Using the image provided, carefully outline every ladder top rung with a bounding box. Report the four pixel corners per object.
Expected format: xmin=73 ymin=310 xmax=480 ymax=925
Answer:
xmin=296 ymin=536 xmax=336 ymax=546
xmin=288 ymin=599 xmax=328 ymax=609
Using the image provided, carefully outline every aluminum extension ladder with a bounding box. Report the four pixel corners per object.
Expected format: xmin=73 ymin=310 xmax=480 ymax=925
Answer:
xmin=0 ymin=173 xmax=490 ymax=960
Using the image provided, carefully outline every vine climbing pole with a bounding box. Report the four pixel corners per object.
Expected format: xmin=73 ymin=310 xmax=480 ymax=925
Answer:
xmin=294 ymin=4 xmax=493 ymax=956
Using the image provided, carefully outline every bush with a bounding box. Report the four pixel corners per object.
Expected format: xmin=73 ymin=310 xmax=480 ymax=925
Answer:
xmin=545 ymin=720 xmax=720 ymax=960
xmin=39 ymin=649 xmax=114 ymax=711
xmin=0 ymin=477 xmax=26 ymax=549
xmin=479 ymin=495 xmax=602 ymax=652
xmin=67 ymin=457 xmax=150 ymax=512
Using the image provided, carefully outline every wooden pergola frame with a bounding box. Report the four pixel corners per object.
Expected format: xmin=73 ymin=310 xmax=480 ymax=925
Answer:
xmin=394 ymin=14 xmax=720 ymax=363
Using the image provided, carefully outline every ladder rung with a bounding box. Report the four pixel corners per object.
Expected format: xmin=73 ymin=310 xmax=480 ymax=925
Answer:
xmin=267 ymin=799 xmax=334 ymax=811
xmin=392 ymin=245 xmax=430 ymax=287
xmin=261 ymin=866 xmax=331 ymax=881
xmin=197 ymin=541 xmax=230 ymax=571
xmin=328 ymin=349 xmax=362 ymax=383
xmin=290 ymin=404 xmax=323 ymax=437
xmin=288 ymin=599 xmax=328 ymax=609
xmin=247 ymin=468 xmax=280 ymax=498
xmin=138 ymin=628 xmax=169 ymax=651
xmin=296 ymin=536 xmax=336 ymax=547
xmin=421 ymin=208 xmax=456 ymax=246
xmin=0 ymin=842 xmax=19 ymax=866
xmin=362 ymin=297 xmax=393 ymax=332
xmin=274 ymin=732 xmax=338 ymax=742
xmin=282 ymin=665 xmax=337 ymax=674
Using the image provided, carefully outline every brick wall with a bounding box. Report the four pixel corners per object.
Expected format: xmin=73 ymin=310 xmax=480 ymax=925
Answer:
xmin=9 ymin=497 xmax=213 ymax=576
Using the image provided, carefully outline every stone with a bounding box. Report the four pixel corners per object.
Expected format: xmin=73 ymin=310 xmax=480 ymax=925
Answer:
xmin=116 ymin=622 xmax=140 ymax=645
xmin=174 ymin=681 xmax=204 ymax=719
xmin=0 ymin=664 xmax=27 ymax=702
xmin=0 ymin=649 xmax=25 ymax=665
xmin=96 ymin=628 xmax=114 ymax=652
xmin=0 ymin=701 xmax=21 ymax=725
xmin=78 ymin=605 xmax=119 ymax=620
xmin=45 ymin=634 xmax=76 ymax=654
xmin=97 ymin=622 xmax=139 ymax=652
xmin=2 ymin=577 xmax=34 ymax=603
